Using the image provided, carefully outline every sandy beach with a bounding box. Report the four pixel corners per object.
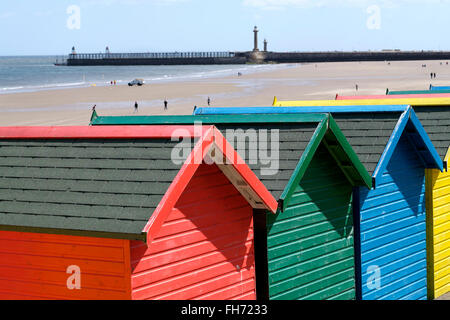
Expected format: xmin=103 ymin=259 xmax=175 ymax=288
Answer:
xmin=1 ymin=60 xmax=450 ymax=126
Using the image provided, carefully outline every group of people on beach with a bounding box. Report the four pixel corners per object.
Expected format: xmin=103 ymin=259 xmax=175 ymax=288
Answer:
xmin=132 ymin=99 xmax=169 ymax=113
xmin=94 ymin=96 xmax=208 ymax=114
xmin=93 ymin=96 xmax=210 ymax=114
xmin=431 ymin=72 xmax=437 ymax=79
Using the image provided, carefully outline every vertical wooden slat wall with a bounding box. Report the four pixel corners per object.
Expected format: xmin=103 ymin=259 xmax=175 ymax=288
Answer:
xmin=266 ymin=145 xmax=356 ymax=300
xmin=130 ymin=163 xmax=256 ymax=300
xmin=0 ymin=231 xmax=131 ymax=300
xmin=426 ymin=149 xmax=450 ymax=299
xmin=359 ymin=135 xmax=428 ymax=300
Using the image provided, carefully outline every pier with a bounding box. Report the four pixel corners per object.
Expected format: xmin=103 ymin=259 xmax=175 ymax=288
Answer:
xmin=65 ymin=48 xmax=246 ymax=66
xmin=60 ymin=27 xmax=450 ymax=66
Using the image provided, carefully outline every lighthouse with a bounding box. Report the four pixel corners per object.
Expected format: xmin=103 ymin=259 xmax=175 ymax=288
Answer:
xmin=253 ymin=26 xmax=259 ymax=52
xmin=249 ymin=26 xmax=265 ymax=63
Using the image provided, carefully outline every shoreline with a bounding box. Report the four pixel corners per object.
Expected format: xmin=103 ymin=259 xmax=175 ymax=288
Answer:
xmin=1 ymin=60 xmax=450 ymax=126
xmin=0 ymin=62 xmax=296 ymax=96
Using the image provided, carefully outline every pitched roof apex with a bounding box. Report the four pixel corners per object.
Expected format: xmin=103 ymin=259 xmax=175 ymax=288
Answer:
xmin=143 ymin=126 xmax=278 ymax=244
xmin=372 ymin=107 xmax=443 ymax=182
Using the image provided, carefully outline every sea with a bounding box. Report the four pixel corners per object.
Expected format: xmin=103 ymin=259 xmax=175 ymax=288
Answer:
xmin=0 ymin=56 xmax=294 ymax=95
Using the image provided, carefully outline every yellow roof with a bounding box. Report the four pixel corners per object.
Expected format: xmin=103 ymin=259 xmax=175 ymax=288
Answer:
xmin=273 ymin=97 xmax=450 ymax=107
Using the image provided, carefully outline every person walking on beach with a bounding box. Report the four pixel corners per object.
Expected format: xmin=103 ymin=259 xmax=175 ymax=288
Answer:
xmin=207 ymin=97 xmax=211 ymax=106
xmin=355 ymin=84 xmax=359 ymax=91
xmin=164 ymin=99 xmax=168 ymax=111
xmin=134 ymin=101 xmax=138 ymax=113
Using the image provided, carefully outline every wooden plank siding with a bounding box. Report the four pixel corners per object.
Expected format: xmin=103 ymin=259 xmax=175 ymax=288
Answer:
xmin=0 ymin=231 xmax=131 ymax=300
xmin=426 ymin=155 xmax=450 ymax=299
xmin=266 ymin=145 xmax=356 ymax=300
xmin=359 ymin=134 xmax=428 ymax=300
xmin=130 ymin=163 xmax=256 ymax=300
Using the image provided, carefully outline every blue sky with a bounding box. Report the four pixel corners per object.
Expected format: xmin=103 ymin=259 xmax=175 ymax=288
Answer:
xmin=1 ymin=0 xmax=450 ymax=55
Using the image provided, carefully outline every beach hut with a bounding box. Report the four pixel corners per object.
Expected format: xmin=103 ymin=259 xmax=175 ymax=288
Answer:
xmin=426 ymin=148 xmax=450 ymax=299
xmin=387 ymin=90 xmax=450 ymax=95
xmin=0 ymin=125 xmax=278 ymax=300
xmin=295 ymin=97 xmax=450 ymax=299
xmin=273 ymin=96 xmax=450 ymax=107
xmin=193 ymin=105 xmax=444 ymax=300
xmin=412 ymin=106 xmax=450 ymax=299
xmin=337 ymin=93 xmax=450 ymax=100
xmin=430 ymin=85 xmax=450 ymax=91
xmin=91 ymin=112 xmax=373 ymax=300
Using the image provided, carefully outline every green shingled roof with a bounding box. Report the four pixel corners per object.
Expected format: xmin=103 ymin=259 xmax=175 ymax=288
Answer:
xmin=217 ymin=122 xmax=318 ymax=199
xmin=330 ymin=112 xmax=403 ymax=174
xmin=0 ymin=138 xmax=191 ymax=241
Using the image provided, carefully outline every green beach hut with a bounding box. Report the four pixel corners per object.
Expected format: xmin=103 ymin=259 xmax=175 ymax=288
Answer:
xmin=91 ymin=112 xmax=372 ymax=300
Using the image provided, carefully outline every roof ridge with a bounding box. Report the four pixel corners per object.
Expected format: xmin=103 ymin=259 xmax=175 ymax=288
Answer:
xmin=90 ymin=113 xmax=328 ymax=126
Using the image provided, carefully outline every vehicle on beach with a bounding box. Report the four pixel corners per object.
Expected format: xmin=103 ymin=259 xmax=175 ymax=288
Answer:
xmin=128 ymin=79 xmax=144 ymax=86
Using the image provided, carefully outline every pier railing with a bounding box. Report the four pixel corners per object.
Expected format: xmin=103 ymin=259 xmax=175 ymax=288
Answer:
xmin=68 ymin=52 xmax=236 ymax=60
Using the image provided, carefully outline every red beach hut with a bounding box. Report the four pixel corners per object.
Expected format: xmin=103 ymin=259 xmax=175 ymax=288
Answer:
xmin=0 ymin=125 xmax=277 ymax=300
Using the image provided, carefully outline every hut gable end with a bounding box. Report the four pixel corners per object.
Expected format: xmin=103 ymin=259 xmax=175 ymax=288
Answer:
xmin=130 ymin=163 xmax=256 ymax=300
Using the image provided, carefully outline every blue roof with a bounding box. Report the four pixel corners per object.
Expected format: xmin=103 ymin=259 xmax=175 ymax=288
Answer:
xmin=193 ymin=105 xmax=409 ymax=115
xmin=430 ymin=84 xmax=450 ymax=91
